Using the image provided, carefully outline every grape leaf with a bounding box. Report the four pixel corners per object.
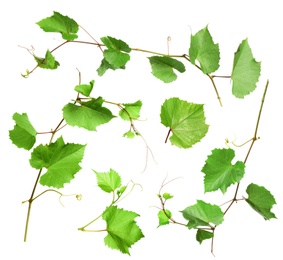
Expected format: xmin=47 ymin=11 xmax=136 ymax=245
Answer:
xmin=29 ymin=136 xmax=86 ymax=188
xmin=9 ymin=112 xmax=37 ymax=150
xmin=181 ymin=200 xmax=224 ymax=229
xmin=94 ymin=168 xmax=121 ymax=193
xmin=196 ymin=229 xmax=214 ymax=244
xmin=162 ymin=193 xmax=173 ymax=200
xmin=189 ymin=25 xmax=220 ymax=74
xmin=231 ymin=39 xmax=261 ymax=98
xmin=63 ymin=97 xmax=115 ymax=131
xmin=201 ymin=148 xmax=245 ymax=194
xmin=33 ymin=50 xmax=60 ymax=70
xmin=101 ymin=36 xmax=131 ymax=68
xmin=158 ymin=209 xmax=172 ymax=227
xmin=102 ymin=205 xmax=144 ymax=255
xmin=123 ymin=130 xmax=135 ymax=138
xmin=160 ymin=98 xmax=209 ymax=148
xmin=74 ymin=80 xmax=94 ymax=97
xmin=245 ymin=183 xmax=277 ymax=220
xmin=119 ymin=100 xmax=142 ymax=121
xmin=36 ymin=11 xmax=79 ymax=40
xmin=97 ymin=58 xmax=125 ymax=76
xmin=148 ymin=56 xmax=185 ymax=83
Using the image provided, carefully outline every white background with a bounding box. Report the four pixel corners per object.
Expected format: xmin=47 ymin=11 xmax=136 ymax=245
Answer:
xmin=1 ymin=0 xmax=282 ymax=259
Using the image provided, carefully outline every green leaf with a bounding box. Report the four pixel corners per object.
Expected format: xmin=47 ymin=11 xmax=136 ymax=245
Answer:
xmin=36 ymin=11 xmax=79 ymax=40
xmin=30 ymin=136 xmax=86 ymax=188
xmin=245 ymin=183 xmax=277 ymax=220
xmin=189 ymin=25 xmax=220 ymax=74
xmin=123 ymin=130 xmax=135 ymax=139
xmin=97 ymin=58 xmax=125 ymax=76
xmin=201 ymin=148 xmax=245 ymax=194
xmin=117 ymin=185 xmax=127 ymax=196
xmin=101 ymin=36 xmax=131 ymax=68
xmin=231 ymin=39 xmax=261 ymax=98
xmin=34 ymin=50 xmax=60 ymax=70
xmin=162 ymin=193 xmax=173 ymax=200
xmin=160 ymin=97 xmax=209 ymax=148
xmin=102 ymin=205 xmax=144 ymax=255
xmin=158 ymin=209 xmax=172 ymax=227
xmin=74 ymin=80 xmax=94 ymax=97
xmin=196 ymin=230 xmax=214 ymax=244
xmin=148 ymin=56 xmax=185 ymax=83
xmin=9 ymin=113 xmax=37 ymax=150
xmin=119 ymin=100 xmax=142 ymax=121
xmin=63 ymin=97 xmax=115 ymax=131
xmin=181 ymin=200 xmax=224 ymax=229
xmin=94 ymin=168 xmax=121 ymax=193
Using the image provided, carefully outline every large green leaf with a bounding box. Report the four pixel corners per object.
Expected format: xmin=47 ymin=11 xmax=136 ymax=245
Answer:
xmin=30 ymin=136 xmax=86 ymax=188
xmin=36 ymin=11 xmax=79 ymax=40
xmin=181 ymin=200 xmax=224 ymax=229
xmin=189 ymin=25 xmax=220 ymax=74
xmin=102 ymin=205 xmax=144 ymax=255
xmin=201 ymin=148 xmax=245 ymax=194
xmin=63 ymin=97 xmax=115 ymax=131
xmin=119 ymin=100 xmax=142 ymax=121
xmin=34 ymin=50 xmax=60 ymax=70
xmin=231 ymin=39 xmax=261 ymax=98
xmin=9 ymin=113 xmax=37 ymax=150
xmin=148 ymin=56 xmax=185 ymax=83
xmin=94 ymin=169 xmax=121 ymax=193
xmin=245 ymin=183 xmax=276 ymax=220
xmin=160 ymin=98 xmax=209 ymax=148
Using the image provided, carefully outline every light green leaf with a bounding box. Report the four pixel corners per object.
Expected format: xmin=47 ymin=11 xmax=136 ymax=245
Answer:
xmin=119 ymin=100 xmax=142 ymax=121
xmin=34 ymin=50 xmax=60 ymax=70
xmin=74 ymin=80 xmax=94 ymax=97
xmin=158 ymin=209 xmax=172 ymax=227
xmin=9 ymin=113 xmax=37 ymax=150
xmin=189 ymin=25 xmax=220 ymax=74
xmin=103 ymin=205 xmax=144 ymax=255
xmin=245 ymin=183 xmax=277 ymax=220
xmin=97 ymin=58 xmax=125 ymax=76
xmin=63 ymin=97 xmax=115 ymax=131
xmin=181 ymin=200 xmax=224 ymax=229
xmin=231 ymin=39 xmax=261 ymax=98
xmin=123 ymin=130 xmax=135 ymax=139
xmin=196 ymin=229 xmax=214 ymax=244
xmin=36 ymin=11 xmax=79 ymax=40
xmin=163 ymin=193 xmax=173 ymax=200
xmin=148 ymin=56 xmax=185 ymax=83
xmin=94 ymin=168 xmax=121 ymax=193
xmin=30 ymin=136 xmax=86 ymax=188
xmin=201 ymin=148 xmax=245 ymax=194
xmin=160 ymin=97 xmax=209 ymax=148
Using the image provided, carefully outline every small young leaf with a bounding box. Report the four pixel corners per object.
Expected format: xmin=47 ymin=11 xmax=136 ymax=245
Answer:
xmin=201 ymin=148 xmax=245 ymax=194
xmin=34 ymin=50 xmax=60 ymax=70
xmin=102 ymin=205 xmax=144 ymax=255
xmin=119 ymin=100 xmax=142 ymax=121
xmin=63 ymin=97 xmax=115 ymax=131
xmin=148 ymin=56 xmax=185 ymax=83
xmin=196 ymin=230 xmax=214 ymax=244
xmin=97 ymin=58 xmax=125 ymax=76
xmin=9 ymin=113 xmax=37 ymax=150
xmin=74 ymin=80 xmax=94 ymax=97
xmin=245 ymin=183 xmax=277 ymax=220
xmin=160 ymin=98 xmax=209 ymax=148
xmin=231 ymin=39 xmax=261 ymax=98
xmin=117 ymin=185 xmax=127 ymax=196
xmin=36 ymin=11 xmax=79 ymax=40
xmin=101 ymin=36 xmax=131 ymax=68
xmin=158 ymin=209 xmax=172 ymax=227
xmin=94 ymin=168 xmax=121 ymax=193
xmin=30 ymin=136 xmax=86 ymax=188
xmin=189 ymin=25 xmax=220 ymax=74
xmin=181 ymin=200 xmax=224 ymax=229
xmin=162 ymin=193 xmax=173 ymax=200
xmin=123 ymin=130 xmax=135 ymax=139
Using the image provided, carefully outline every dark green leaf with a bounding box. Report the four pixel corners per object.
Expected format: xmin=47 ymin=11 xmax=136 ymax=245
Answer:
xmin=196 ymin=229 xmax=214 ymax=244
xmin=245 ymin=183 xmax=277 ymax=220
xmin=94 ymin=168 xmax=121 ymax=193
xmin=119 ymin=100 xmax=142 ymax=121
xmin=34 ymin=50 xmax=60 ymax=70
xmin=231 ymin=39 xmax=261 ymax=98
xmin=36 ymin=11 xmax=79 ymax=40
xmin=63 ymin=97 xmax=115 ymax=131
xmin=9 ymin=113 xmax=37 ymax=150
xmin=201 ymin=148 xmax=245 ymax=194
xmin=148 ymin=56 xmax=185 ymax=83
xmin=189 ymin=25 xmax=220 ymax=74
xmin=103 ymin=205 xmax=144 ymax=255
xmin=158 ymin=209 xmax=172 ymax=227
xmin=160 ymin=97 xmax=209 ymax=148
xmin=74 ymin=80 xmax=94 ymax=97
xmin=30 ymin=136 xmax=86 ymax=188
